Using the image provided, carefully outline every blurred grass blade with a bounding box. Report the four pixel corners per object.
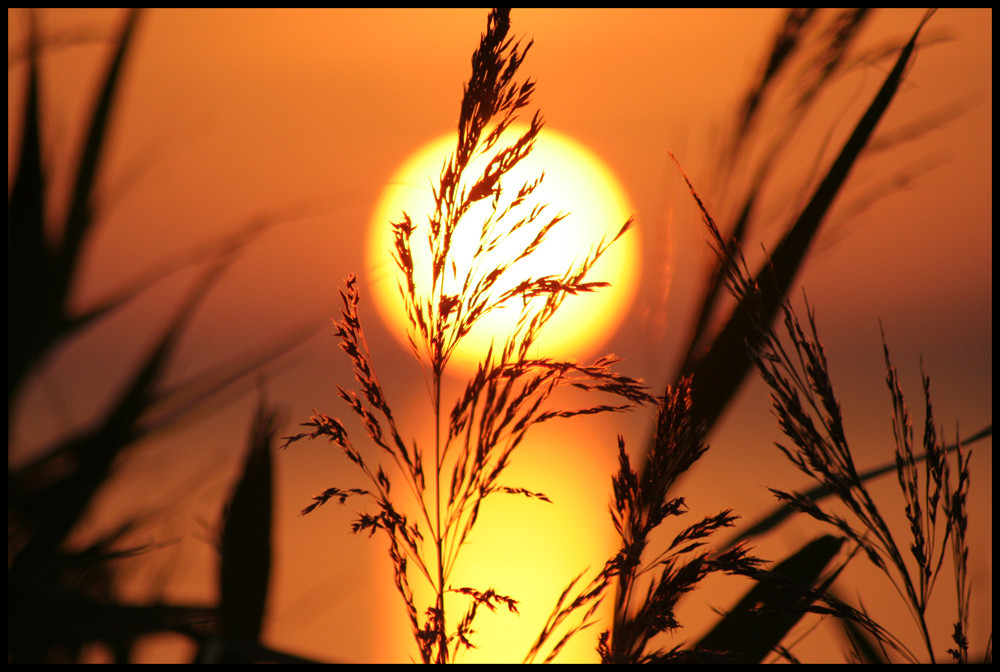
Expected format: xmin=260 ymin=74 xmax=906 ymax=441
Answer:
xmin=838 ymin=598 xmax=888 ymax=663
xmin=7 ymin=578 xmax=217 ymax=662
xmin=678 ymin=188 xmax=756 ymax=371
xmin=139 ymin=322 xmax=316 ymax=437
xmin=678 ymin=10 xmax=934 ymax=435
xmin=8 ymin=10 xmax=50 ymax=404
xmin=729 ymin=8 xmax=817 ymax=160
xmin=215 ymin=388 xmax=279 ymax=662
xmin=714 ymin=8 xmax=818 ymax=197
xmin=694 ymin=535 xmax=844 ymax=662
xmin=723 ymin=423 xmax=992 ymax=550
xmin=58 ymin=8 xmax=141 ymax=295
xmin=7 ymin=9 xmax=142 ymax=403
xmin=684 ymin=9 xmax=869 ymax=374
xmin=10 ymin=252 xmax=239 ymax=561
xmin=64 ymin=211 xmax=298 ymax=343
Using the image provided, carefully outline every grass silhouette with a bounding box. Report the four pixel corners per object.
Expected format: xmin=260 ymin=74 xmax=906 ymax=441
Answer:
xmin=285 ymin=7 xmax=990 ymax=664
xmin=8 ymin=8 xmax=991 ymax=663
xmin=8 ymin=9 xmax=311 ymax=663
xmin=283 ymin=10 xmax=652 ymax=663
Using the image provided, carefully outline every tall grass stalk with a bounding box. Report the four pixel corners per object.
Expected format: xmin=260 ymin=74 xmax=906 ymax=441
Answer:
xmin=282 ymin=8 xmax=651 ymax=663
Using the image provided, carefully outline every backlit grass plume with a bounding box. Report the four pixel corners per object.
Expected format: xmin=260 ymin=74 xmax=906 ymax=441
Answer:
xmin=685 ymin=136 xmax=979 ymax=663
xmin=529 ymin=8 xmax=988 ymax=664
xmin=526 ymin=377 xmax=765 ymax=664
xmin=282 ymin=8 xmax=651 ymax=663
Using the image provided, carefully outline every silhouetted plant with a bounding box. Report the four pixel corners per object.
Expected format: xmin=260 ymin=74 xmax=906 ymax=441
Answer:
xmin=8 ymin=9 xmax=308 ymax=663
xmin=287 ymin=7 xmax=992 ymax=664
xmin=683 ymin=173 xmax=979 ymax=661
xmin=282 ymin=9 xmax=653 ymax=663
xmin=9 ymin=7 xmax=990 ymax=664
xmin=521 ymin=7 xmax=989 ymax=665
xmin=721 ymin=203 xmax=972 ymax=661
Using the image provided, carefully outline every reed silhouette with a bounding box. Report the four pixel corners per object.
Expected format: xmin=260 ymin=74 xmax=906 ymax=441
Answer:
xmin=286 ymin=7 xmax=990 ymax=664
xmin=8 ymin=9 xmax=312 ymax=663
xmin=283 ymin=10 xmax=652 ymax=663
xmin=7 ymin=7 xmax=990 ymax=664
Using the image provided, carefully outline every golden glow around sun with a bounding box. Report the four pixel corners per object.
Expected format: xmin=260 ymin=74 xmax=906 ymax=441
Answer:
xmin=365 ymin=126 xmax=639 ymax=372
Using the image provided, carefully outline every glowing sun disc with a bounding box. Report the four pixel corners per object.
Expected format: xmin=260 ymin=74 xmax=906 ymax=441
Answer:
xmin=366 ymin=126 xmax=638 ymax=371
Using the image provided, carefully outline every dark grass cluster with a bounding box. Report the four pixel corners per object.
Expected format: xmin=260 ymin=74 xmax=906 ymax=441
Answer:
xmin=8 ymin=9 xmax=313 ymax=663
xmin=682 ymin=119 xmax=979 ymax=662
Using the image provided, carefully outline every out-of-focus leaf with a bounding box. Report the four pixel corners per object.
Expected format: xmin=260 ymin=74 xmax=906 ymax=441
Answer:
xmin=8 ymin=576 xmax=324 ymax=663
xmin=694 ymin=535 xmax=844 ymax=663
xmin=138 ymin=321 xmax=316 ymax=438
xmin=63 ymin=208 xmax=308 ymax=357
xmin=7 ymin=8 xmax=322 ymax=664
xmin=728 ymin=8 xmax=818 ymax=162
xmin=215 ymin=388 xmax=280 ymax=662
xmin=839 ymin=599 xmax=888 ymax=663
xmin=58 ymin=8 xmax=141 ymax=297
xmin=7 ymin=560 xmax=216 ymax=664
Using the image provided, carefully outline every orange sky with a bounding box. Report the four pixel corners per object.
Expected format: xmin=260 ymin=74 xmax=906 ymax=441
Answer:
xmin=8 ymin=8 xmax=992 ymax=663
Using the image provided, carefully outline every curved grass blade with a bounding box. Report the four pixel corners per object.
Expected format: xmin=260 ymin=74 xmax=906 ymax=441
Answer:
xmin=676 ymin=9 xmax=935 ymax=436
xmin=694 ymin=534 xmax=844 ymax=663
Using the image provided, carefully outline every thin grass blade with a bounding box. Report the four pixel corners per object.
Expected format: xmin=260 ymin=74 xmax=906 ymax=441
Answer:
xmin=723 ymin=423 xmax=991 ymax=550
xmin=58 ymin=8 xmax=141 ymax=295
xmin=8 ymin=10 xmax=53 ymax=403
xmin=62 ymin=211 xmax=298 ymax=343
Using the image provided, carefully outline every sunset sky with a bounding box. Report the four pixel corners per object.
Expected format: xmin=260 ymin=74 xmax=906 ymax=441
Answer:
xmin=8 ymin=8 xmax=991 ymax=663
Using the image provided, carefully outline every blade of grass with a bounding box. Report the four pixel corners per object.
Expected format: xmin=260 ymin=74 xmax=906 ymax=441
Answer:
xmin=58 ymin=8 xmax=141 ymax=297
xmin=677 ymin=189 xmax=757 ymax=371
xmin=7 ymin=9 xmax=142 ymax=404
xmin=63 ymin=210 xmax=301 ymax=349
xmin=10 ymin=250 xmax=240 ymax=562
xmin=216 ymin=386 xmax=279 ymax=662
xmin=138 ymin=321 xmax=315 ymax=437
xmin=8 ymin=9 xmax=51 ymax=404
xmin=675 ymin=9 xmax=935 ymax=437
xmin=694 ymin=534 xmax=844 ymax=662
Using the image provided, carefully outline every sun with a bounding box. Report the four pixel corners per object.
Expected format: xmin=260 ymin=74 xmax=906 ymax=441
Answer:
xmin=365 ymin=126 xmax=639 ymax=372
